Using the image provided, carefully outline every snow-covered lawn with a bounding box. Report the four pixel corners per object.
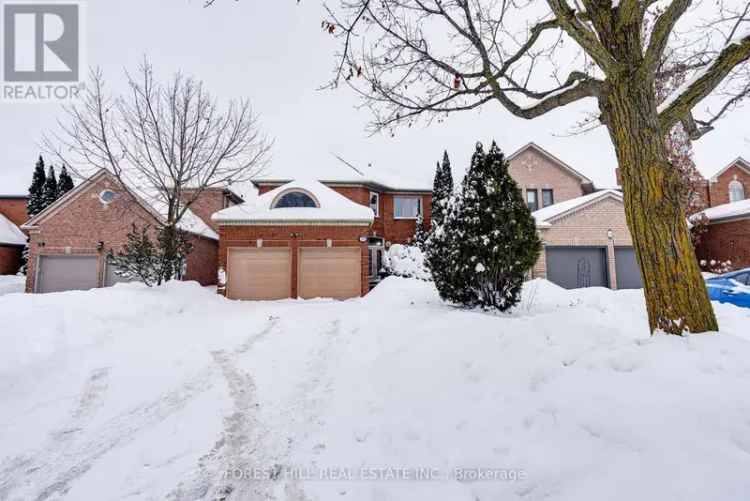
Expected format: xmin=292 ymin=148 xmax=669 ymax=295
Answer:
xmin=0 ymin=275 xmax=24 ymax=297
xmin=1 ymin=279 xmax=749 ymax=500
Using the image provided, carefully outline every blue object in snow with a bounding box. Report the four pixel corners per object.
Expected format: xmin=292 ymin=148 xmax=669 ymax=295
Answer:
xmin=706 ymin=268 xmax=750 ymax=309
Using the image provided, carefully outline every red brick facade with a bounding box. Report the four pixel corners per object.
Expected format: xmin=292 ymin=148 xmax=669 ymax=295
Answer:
xmin=218 ymin=224 xmax=370 ymax=297
xmin=257 ymin=184 xmax=432 ymax=245
xmin=182 ymin=188 xmax=240 ymax=232
xmin=708 ymin=162 xmax=750 ymax=207
xmin=0 ymin=197 xmax=29 ymax=227
xmin=24 ymin=172 xmax=219 ymax=292
xmin=0 ymin=197 xmax=28 ymax=275
xmin=0 ymin=245 xmax=22 ymax=275
xmin=695 ymin=219 xmax=750 ymax=269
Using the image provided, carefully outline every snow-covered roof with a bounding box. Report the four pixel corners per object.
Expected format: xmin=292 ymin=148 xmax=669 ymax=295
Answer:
xmin=253 ymin=156 xmax=432 ymax=193
xmin=212 ymin=179 xmax=374 ymax=225
xmin=507 ymin=143 xmax=594 ymax=185
xmin=0 ymin=214 xmax=26 ymax=246
xmin=694 ymin=198 xmax=750 ymax=223
xmin=709 ymin=157 xmax=750 ymax=182
xmin=533 ymin=189 xmax=623 ymax=228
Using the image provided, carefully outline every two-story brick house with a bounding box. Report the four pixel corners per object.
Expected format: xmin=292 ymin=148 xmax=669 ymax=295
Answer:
xmin=0 ymin=195 xmax=28 ymax=275
xmin=693 ymin=157 xmax=750 ymax=269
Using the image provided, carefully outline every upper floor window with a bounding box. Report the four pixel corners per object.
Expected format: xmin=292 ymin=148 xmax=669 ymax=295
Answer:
xmin=99 ymin=190 xmax=116 ymax=204
xmin=729 ymin=180 xmax=745 ymax=203
xmin=394 ymin=196 xmax=421 ymax=219
xmin=370 ymin=192 xmax=380 ymax=217
xmin=272 ymin=190 xmax=318 ymax=209
xmin=526 ymin=190 xmax=538 ymax=212
xmin=542 ymin=189 xmax=554 ymax=208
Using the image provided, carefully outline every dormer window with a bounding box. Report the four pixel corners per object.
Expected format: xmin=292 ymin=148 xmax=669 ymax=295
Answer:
xmin=729 ymin=179 xmax=745 ymax=203
xmin=272 ymin=190 xmax=319 ymax=209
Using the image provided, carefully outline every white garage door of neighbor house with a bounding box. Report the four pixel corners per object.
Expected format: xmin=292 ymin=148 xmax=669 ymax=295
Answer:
xmin=36 ymin=255 xmax=99 ymax=293
xmin=299 ymin=247 xmax=361 ymax=300
xmin=104 ymin=259 xmax=138 ymax=287
xmin=227 ymin=248 xmax=292 ymax=300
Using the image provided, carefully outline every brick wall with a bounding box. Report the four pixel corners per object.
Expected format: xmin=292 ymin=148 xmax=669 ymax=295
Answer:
xmin=695 ymin=218 xmax=750 ymax=269
xmin=182 ymin=188 xmax=232 ymax=232
xmin=0 ymin=197 xmax=29 ymax=227
xmin=509 ymin=148 xmax=585 ymax=205
xmin=0 ymin=245 xmax=22 ymax=275
xmin=219 ymin=224 xmax=370 ymax=297
xmin=257 ymin=184 xmax=431 ymax=245
xmin=708 ymin=163 xmax=750 ymax=206
xmin=533 ymin=197 xmax=634 ymax=289
xmin=25 ymin=173 xmax=217 ymax=292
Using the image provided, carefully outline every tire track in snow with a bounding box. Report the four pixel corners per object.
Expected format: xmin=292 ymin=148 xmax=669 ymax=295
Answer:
xmin=0 ymin=366 xmax=111 ymax=500
xmin=166 ymin=317 xmax=279 ymax=501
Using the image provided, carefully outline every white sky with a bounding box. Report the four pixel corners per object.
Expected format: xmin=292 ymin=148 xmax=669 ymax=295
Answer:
xmin=0 ymin=0 xmax=748 ymax=196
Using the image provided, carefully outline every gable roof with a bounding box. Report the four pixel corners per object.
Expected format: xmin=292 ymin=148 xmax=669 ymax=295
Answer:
xmin=507 ymin=142 xmax=594 ymax=185
xmin=532 ymin=189 xmax=623 ymax=228
xmin=0 ymin=213 xmax=26 ymax=246
xmin=252 ymin=155 xmax=433 ymax=193
xmin=709 ymin=157 xmax=750 ymax=182
xmin=22 ymin=169 xmax=218 ymax=241
xmin=213 ymin=179 xmax=374 ymax=225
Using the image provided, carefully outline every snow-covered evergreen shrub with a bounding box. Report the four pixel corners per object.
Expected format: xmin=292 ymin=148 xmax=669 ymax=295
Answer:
xmin=426 ymin=142 xmax=541 ymax=311
xmin=383 ymin=244 xmax=431 ymax=281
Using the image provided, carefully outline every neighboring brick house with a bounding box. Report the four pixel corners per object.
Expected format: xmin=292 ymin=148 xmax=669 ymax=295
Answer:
xmin=693 ymin=157 xmax=750 ymax=270
xmin=21 ymin=170 xmax=235 ymax=293
xmin=0 ymin=195 xmax=28 ymax=275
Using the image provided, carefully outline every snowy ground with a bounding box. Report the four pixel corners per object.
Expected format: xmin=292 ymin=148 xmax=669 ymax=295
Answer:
xmin=1 ymin=279 xmax=749 ymax=501
xmin=0 ymin=275 xmax=24 ymax=297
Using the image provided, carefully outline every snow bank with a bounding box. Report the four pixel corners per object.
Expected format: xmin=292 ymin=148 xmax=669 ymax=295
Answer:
xmin=1 ymin=278 xmax=750 ymax=500
xmin=0 ymin=275 xmax=24 ymax=296
xmin=383 ymin=244 xmax=431 ymax=280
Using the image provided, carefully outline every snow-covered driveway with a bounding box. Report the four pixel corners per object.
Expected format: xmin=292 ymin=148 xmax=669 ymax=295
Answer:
xmin=1 ymin=278 xmax=749 ymax=501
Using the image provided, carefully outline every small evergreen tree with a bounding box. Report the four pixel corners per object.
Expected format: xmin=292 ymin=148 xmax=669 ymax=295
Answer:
xmin=411 ymin=212 xmax=429 ymax=250
xmin=41 ymin=165 xmax=58 ymax=210
xmin=109 ymin=224 xmax=160 ymax=286
xmin=57 ymin=165 xmax=75 ymax=197
xmin=156 ymin=225 xmax=194 ymax=284
xmin=27 ymin=156 xmax=47 ymax=216
xmin=427 ymin=141 xmax=541 ymax=311
xmin=432 ymin=151 xmax=454 ymax=229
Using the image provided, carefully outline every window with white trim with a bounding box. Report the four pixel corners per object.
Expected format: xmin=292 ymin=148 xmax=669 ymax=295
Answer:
xmin=273 ymin=191 xmax=318 ymax=208
xmin=729 ymin=180 xmax=745 ymax=203
xmin=394 ymin=196 xmax=421 ymax=219
xmin=370 ymin=192 xmax=380 ymax=217
xmin=526 ymin=190 xmax=538 ymax=212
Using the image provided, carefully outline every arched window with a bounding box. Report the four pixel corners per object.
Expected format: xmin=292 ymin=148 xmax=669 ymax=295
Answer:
xmin=272 ymin=191 xmax=318 ymax=208
xmin=729 ymin=180 xmax=745 ymax=203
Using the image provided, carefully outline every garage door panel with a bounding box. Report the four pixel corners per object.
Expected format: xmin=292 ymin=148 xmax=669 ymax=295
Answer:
xmin=37 ymin=255 xmax=99 ymax=293
xmin=546 ymin=247 xmax=608 ymax=289
xmin=615 ymin=247 xmax=643 ymax=290
xmin=227 ymin=248 xmax=291 ymax=300
xmin=299 ymin=248 xmax=361 ymax=300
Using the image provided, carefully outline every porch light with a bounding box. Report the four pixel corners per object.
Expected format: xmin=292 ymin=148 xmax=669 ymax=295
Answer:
xmin=607 ymin=229 xmax=614 ymax=240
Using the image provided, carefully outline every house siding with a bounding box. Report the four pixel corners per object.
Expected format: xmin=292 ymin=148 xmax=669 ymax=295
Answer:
xmin=709 ymin=163 xmax=750 ymax=206
xmin=695 ymin=218 xmax=750 ymax=269
xmin=534 ymin=197 xmax=634 ymax=289
xmin=25 ymin=174 xmax=218 ymax=292
xmin=0 ymin=245 xmax=23 ymax=275
xmin=218 ymin=224 xmax=370 ymax=297
xmin=508 ymin=148 xmax=585 ymax=205
xmin=257 ymin=184 xmax=432 ymax=245
xmin=0 ymin=197 xmax=29 ymax=227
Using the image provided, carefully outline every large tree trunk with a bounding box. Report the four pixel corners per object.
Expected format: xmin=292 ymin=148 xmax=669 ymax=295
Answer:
xmin=602 ymin=79 xmax=718 ymax=335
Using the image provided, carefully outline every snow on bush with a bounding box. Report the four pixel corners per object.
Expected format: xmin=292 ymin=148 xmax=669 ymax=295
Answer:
xmin=382 ymin=243 xmax=431 ymax=281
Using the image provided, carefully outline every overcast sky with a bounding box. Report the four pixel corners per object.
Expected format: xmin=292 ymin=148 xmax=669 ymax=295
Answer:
xmin=0 ymin=0 xmax=748 ymax=196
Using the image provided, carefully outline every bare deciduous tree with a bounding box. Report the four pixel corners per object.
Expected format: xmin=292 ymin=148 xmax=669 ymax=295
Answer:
xmin=45 ymin=59 xmax=272 ymax=281
xmin=320 ymin=0 xmax=750 ymax=335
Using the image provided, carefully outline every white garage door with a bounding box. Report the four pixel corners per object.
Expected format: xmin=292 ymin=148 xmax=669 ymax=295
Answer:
xmin=299 ymin=247 xmax=361 ymax=300
xmin=227 ymin=248 xmax=291 ymax=300
xmin=36 ymin=255 xmax=99 ymax=293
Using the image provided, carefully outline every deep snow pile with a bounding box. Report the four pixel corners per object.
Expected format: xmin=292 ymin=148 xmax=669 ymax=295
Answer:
xmin=0 ymin=275 xmax=24 ymax=296
xmin=383 ymin=244 xmax=431 ymax=280
xmin=1 ymin=279 xmax=749 ymax=501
